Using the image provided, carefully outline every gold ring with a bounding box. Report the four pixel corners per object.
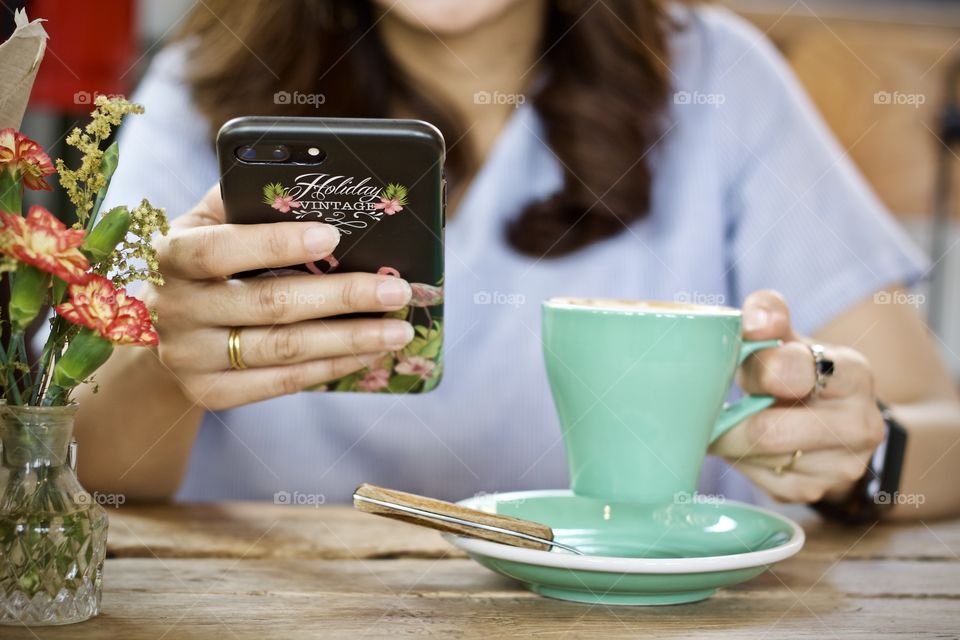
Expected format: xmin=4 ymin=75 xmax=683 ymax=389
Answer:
xmin=774 ymin=449 xmax=802 ymax=476
xmin=228 ymin=327 xmax=247 ymax=370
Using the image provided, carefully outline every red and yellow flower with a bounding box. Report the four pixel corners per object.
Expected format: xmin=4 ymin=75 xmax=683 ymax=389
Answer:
xmin=0 ymin=128 xmax=55 ymax=191
xmin=0 ymin=205 xmax=90 ymax=283
xmin=56 ymin=275 xmax=158 ymax=346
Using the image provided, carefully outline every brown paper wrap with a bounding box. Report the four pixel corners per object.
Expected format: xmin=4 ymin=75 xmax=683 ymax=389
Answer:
xmin=0 ymin=9 xmax=48 ymax=130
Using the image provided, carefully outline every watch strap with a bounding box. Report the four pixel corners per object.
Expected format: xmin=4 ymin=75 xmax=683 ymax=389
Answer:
xmin=811 ymin=400 xmax=908 ymax=524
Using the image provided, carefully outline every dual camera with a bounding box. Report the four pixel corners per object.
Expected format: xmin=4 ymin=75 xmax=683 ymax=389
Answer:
xmin=234 ymin=144 xmax=326 ymax=164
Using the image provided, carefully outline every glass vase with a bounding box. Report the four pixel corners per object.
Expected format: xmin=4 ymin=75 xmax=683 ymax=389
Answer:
xmin=0 ymin=404 xmax=108 ymax=626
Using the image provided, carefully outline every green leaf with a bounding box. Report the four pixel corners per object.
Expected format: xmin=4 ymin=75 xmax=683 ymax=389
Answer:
xmin=387 ymin=374 xmax=421 ymax=393
xmin=403 ymin=336 xmax=428 ymax=357
xmin=89 ymin=141 xmax=120 ymax=224
xmin=382 ymin=183 xmax=408 ymax=205
xmin=101 ymin=140 xmax=120 ymax=178
xmin=408 ymin=320 xmax=441 ymax=359
xmin=420 ymin=334 xmax=441 ymax=360
xmin=333 ymin=369 xmax=365 ymax=392
xmin=52 ymin=277 xmax=68 ymax=305
xmin=421 ymin=362 xmax=443 ymax=392
xmin=262 ymin=182 xmax=287 ymax=206
xmin=423 ymin=318 xmax=442 ymax=337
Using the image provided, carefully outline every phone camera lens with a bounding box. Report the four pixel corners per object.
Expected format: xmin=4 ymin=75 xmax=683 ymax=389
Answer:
xmin=270 ymin=145 xmax=290 ymax=161
xmin=236 ymin=145 xmax=258 ymax=161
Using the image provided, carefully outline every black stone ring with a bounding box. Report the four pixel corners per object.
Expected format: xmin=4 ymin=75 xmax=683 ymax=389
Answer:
xmin=808 ymin=343 xmax=834 ymax=398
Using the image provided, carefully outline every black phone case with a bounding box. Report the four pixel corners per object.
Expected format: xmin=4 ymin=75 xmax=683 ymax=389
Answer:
xmin=217 ymin=116 xmax=445 ymax=393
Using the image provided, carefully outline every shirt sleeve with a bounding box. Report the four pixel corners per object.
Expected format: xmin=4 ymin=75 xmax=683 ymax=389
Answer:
xmin=101 ymin=45 xmax=219 ymax=224
xmin=700 ymin=8 xmax=929 ymax=336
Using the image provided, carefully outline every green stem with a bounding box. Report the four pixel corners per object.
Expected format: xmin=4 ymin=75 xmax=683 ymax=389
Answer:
xmin=15 ymin=333 xmax=31 ymax=402
xmin=30 ymin=349 xmax=50 ymax=406
xmin=424 ymin=306 xmax=434 ymax=332
xmin=88 ymin=197 xmax=104 ymax=232
xmin=0 ymin=170 xmax=22 ymax=214
xmin=33 ymin=317 xmax=70 ymax=406
xmin=32 ymin=354 xmax=53 ymax=406
xmin=5 ymin=336 xmax=22 ymax=405
xmin=2 ymin=272 xmax=18 ymax=403
xmin=33 ymin=280 xmax=76 ymax=405
xmin=42 ymin=384 xmax=67 ymax=407
xmin=17 ymin=333 xmax=31 ymax=401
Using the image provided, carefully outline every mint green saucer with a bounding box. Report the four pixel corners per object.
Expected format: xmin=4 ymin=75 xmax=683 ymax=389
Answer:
xmin=447 ymin=490 xmax=804 ymax=606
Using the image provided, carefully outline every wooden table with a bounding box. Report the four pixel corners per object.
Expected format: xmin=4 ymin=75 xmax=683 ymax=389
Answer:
xmin=4 ymin=503 xmax=959 ymax=638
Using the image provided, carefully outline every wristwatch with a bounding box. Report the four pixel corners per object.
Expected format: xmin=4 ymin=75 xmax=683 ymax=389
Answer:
xmin=812 ymin=400 xmax=908 ymax=524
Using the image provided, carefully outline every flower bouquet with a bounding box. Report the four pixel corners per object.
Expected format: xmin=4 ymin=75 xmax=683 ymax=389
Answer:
xmin=0 ymin=96 xmax=167 ymax=626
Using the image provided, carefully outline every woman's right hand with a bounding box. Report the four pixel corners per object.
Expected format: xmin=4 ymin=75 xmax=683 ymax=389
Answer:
xmin=145 ymin=185 xmax=415 ymax=410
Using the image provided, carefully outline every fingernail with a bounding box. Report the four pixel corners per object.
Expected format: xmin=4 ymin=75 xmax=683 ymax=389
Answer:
xmin=743 ymin=307 xmax=769 ymax=332
xmin=383 ymin=322 xmax=414 ymax=349
xmin=377 ymin=278 xmax=411 ymax=307
xmin=303 ymin=225 xmax=339 ymax=256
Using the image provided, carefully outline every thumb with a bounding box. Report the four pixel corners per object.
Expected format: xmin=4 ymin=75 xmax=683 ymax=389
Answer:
xmin=741 ymin=289 xmax=797 ymax=341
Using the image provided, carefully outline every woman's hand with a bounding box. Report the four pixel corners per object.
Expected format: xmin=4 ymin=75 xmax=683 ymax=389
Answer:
xmin=145 ymin=185 xmax=415 ymax=410
xmin=709 ymin=290 xmax=885 ymax=504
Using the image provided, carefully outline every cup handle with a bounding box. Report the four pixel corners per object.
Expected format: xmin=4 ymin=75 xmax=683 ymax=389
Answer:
xmin=709 ymin=339 xmax=782 ymax=443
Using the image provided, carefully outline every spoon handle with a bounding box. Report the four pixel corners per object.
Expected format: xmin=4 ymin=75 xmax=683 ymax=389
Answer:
xmin=353 ymin=483 xmax=560 ymax=552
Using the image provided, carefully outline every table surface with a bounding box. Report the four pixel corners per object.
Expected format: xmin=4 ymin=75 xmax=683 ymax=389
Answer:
xmin=3 ymin=502 xmax=959 ymax=639
xmin=723 ymin=0 xmax=960 ymax=27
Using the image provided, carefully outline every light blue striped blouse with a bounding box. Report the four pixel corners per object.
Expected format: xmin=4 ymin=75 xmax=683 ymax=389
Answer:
xmin=102 ymin=7 xmax=927 ymax=504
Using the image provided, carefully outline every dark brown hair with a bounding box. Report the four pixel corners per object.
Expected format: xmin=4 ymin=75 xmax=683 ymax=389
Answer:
xmin=176 ymin=1 xmax=680 ymax=257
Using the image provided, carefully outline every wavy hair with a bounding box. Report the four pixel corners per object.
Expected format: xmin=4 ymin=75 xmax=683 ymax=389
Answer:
xmin=176 ymin=1 xmax=681 ymax=257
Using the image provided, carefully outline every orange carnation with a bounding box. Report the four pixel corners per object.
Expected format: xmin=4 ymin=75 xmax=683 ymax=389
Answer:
xmin=0 ymin=205 xmax=90 ymax=283
xmin=0 ymin=128 xmax=55 ymax=191
xmin=56 ymin=275 xmax=158 ymax=346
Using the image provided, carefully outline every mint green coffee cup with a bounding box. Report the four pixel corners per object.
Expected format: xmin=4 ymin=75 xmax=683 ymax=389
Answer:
xmin=542 ymin=298 xmax=780 ymax=503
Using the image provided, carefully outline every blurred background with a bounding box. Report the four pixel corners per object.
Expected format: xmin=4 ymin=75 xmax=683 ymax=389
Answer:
xmin=8 ymin=0 xmax=960 ymax=380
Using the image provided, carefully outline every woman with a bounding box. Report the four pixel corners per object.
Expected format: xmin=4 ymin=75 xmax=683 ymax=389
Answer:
xmin=79 ymin=0 xmax=960 ymax=519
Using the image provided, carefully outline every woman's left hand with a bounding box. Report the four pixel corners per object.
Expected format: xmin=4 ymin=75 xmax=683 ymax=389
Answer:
xmin=709 ymin=290 xmax=886 ymax=504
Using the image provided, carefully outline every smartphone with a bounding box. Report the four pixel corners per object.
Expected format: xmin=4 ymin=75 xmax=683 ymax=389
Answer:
xmin=216 ymin=116 xmax=445 ymax=393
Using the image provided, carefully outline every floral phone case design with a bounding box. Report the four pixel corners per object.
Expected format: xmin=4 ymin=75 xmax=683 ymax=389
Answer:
xmin=217 ymin=117 xmax=445 ymax=393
